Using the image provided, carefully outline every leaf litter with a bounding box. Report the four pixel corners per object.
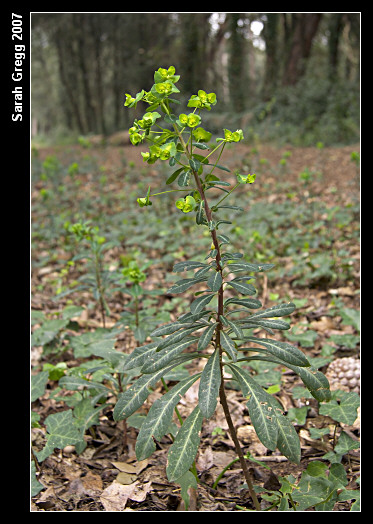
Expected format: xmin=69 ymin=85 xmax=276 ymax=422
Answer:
xmin=31 ymin=139 xmax=360 ymax=511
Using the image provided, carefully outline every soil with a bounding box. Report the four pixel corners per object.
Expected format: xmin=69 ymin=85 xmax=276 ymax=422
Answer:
xmin=31 ymin=137 xmax=360 ymax=512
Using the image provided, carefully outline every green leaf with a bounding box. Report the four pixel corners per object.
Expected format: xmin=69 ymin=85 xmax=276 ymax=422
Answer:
xmin=239 ymin=318 xmax=291 ymax=331
xmin=220 ymin=315 xmax=244 ymax=340
xmin=166 ymin=406 xmax=203 ymax=482
xmin=198 ymin=348 xmax=221 ymax=418
xmin=113 ymin=360 xmax=188 ymax=420
xmin=227 ymin=262 xmax=275 ymax=273
xmin=286 ymin=364 xmax=332 ymax=402
xmin=173 ymin=260 xmax=209 ymax=272
xmin=207 ymin=271 xmax=222 ymax=292
xmin=189 ymin=158 xmax=201 ymax=172
xmin=319 ymin=390 xmax=359 ymax=424
xmin=243 ymin=337 xmax=310 ymax=367
xmin=207 ymin=163 xmax=230 ymax=173
xmin=190 ymin=293 xmax=215 ymax=314
xmin=73 ymin=398 xmax=104 ymax=441
xmin=178 ymin=471 xmax=198 ymax=511
xmin=178 ymin=170 xmax=191 ymax=187
xmin=228 ymin=364 xmax=278 ymax=450
xmin=31 ymin=371 xmax=49 ymax=402
xmin=31 ymin=461 xmax=44 ymax=497
xmin=156 ymin=325 xmax=201 ymax=351
xmin=248 ymin=302 xmax=296 ymax=320
xmin=122 ymin=341 xmax=158 ymax=370
xmin=167 ymin=277 xmax=206 ymax=294
xmin=141 ymin=338 xmax=197 ymax=374
xmin=227 ymin=279 xmax=257 ymax=295
xmin=197 ymin=323 xmax=217 ymax=350
xmin=225 ymin=297 xmax=262 ymax=310
xmin=150 ymin=321 xmax=196 ymax=337
xmin=135 ymin=373 xmax=201 ymax=460
xmin=166 ymin=167 xmax=184 ymax=185
xmin=220 ymin=330 xmax=237 ymax=361
xmin=59 ymin=375 xmax=110 ymax=393
xmin=35 ymin=410 xmax=82 ymax=462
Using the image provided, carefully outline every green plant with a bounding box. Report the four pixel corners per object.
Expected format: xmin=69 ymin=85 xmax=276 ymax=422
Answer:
xmin=117 ymin=259 xmax=168 ymax=345
xmin=57 ymin=221 xmax=119 ymax=327
xmin=114 ymin=66 xmax=332 ymax=510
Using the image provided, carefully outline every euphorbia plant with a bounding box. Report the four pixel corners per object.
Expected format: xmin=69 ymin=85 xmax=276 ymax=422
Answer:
xmin=114 ymin=66 xmax=331 ymax=510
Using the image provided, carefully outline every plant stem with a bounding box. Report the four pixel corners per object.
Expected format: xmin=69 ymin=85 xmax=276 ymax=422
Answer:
xmin=190 ymin=165 xmax=261 ymax=511
xmin=174 ymin=113 xmax=261 ymax=509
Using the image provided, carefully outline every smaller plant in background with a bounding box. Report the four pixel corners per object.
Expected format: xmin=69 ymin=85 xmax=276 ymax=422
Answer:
xmin=57 ymin=221 xmax=119 ymax=327
xmin=117 ymin=259 xmax=167 ymax=345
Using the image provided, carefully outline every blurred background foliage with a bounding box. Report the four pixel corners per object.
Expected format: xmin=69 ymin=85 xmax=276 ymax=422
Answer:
xmin=31 ymin=12 xmax=360 ymax=146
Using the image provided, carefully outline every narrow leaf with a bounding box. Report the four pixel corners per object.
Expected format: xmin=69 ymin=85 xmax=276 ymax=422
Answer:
xmin=227 ymin=262 xmax=275 ymax=273
xmin=197 ymin=323 xmax=217 ymax=350
xmin=207 ymin=271 xmax=223 ymax=292
xmin=238 ymin=319 xmax=291 ymax=331
xmin=136 ymin=373 xmax=201 ymax=460
xmin=198 ymin=348 xmax=221 ymax=418
xmin=220 ymin=331 xmax=237 ymax=361
xmin=269 ymin=397 xmax=301 ymax=464
xmin=228 ymin=364 xmax=278 ymax=450
xmin=225 ymin=297 xmax=262 ymax=309
xmin=166 ymin=167 xmax=184 ymax=185
xmin=248 ymin=302 xmax=296 ymax=320
xmin=244 ymin=337 xmax=310 ymax=367
xmin=166 ymin=406 xmax=203 ymax=482
xmin=227 ymin=280 xmax=257 ymax=295
xmin=173 ymin=260 xmax=208 ymax=272
xmin=141 ymin=338 xmax=196 ymax=374
xmin=190 ymin=293 xmax=214 ymax=314
xmin=113 ymin=361 xmax=185 ymax=420
xmin=220 ymin=316 xmax=244 ymax=340
xmin=167 ymin=277 xmax=206 ymax=294
xmin=156 ymin=325 xmax=201 ymax=351
xmin=122 ymin=342 xmax=158 ymax=371
xmin=288 ymin=364 xmax=332 ymax=402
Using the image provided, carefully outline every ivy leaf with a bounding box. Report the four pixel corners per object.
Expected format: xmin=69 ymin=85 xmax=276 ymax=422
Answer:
xmin=166 ymin=406 xmax=203 ymax=482
xmin=35 ymin=410 xmax=82 ymax=462
xmin=198 ymin=348 xmax=221 ymax=418
xmin=319 ymin=390 xmax=360 ymax=425
xmin=31 ymin=371 xmax=49 ymax=402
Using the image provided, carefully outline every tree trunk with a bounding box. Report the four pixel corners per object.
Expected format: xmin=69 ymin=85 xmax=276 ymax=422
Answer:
xmin=282 ymin=13 xmax=322 ymax=86
xmin=262 ymin=14 xmax=279 ymax=100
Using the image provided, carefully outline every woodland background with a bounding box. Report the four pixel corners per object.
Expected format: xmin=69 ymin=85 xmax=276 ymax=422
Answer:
xmin=31 ymin=12 xmax=360 ymax=146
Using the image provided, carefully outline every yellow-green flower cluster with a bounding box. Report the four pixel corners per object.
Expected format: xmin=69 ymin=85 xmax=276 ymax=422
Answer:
xmin=175 ymin=195 xmax=196 ymax=213
xmin=178 ymin=113 xmax=201 ymax=128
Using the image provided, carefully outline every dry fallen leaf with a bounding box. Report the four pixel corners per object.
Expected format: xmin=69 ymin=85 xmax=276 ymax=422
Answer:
xmin=100 ymin=481 xmax=152 ymax=511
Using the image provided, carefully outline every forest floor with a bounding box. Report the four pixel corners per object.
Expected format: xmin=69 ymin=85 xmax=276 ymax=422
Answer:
xmin=31 ymin=136 xmax=360 ymax=511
